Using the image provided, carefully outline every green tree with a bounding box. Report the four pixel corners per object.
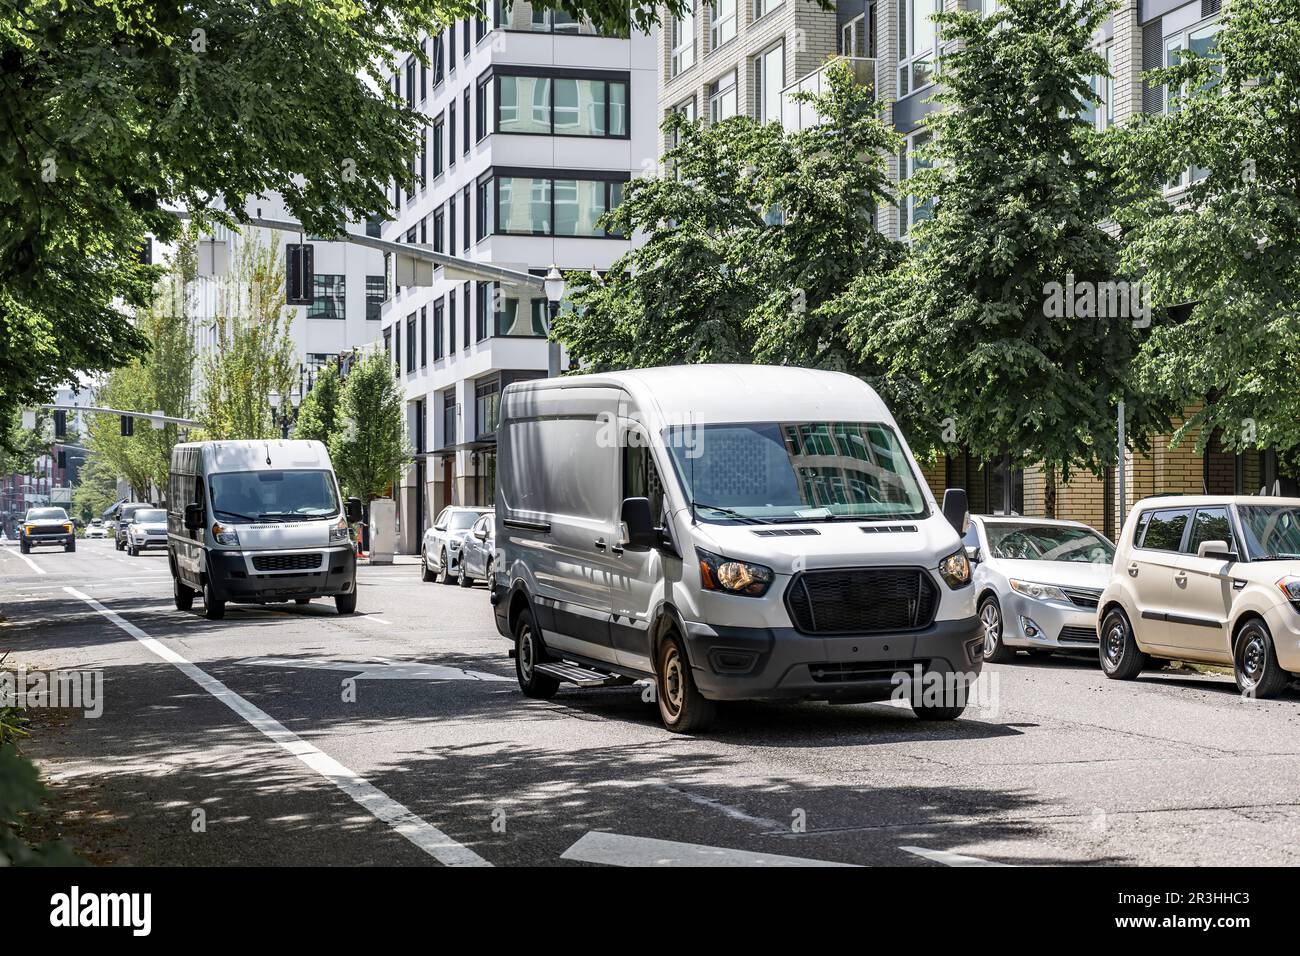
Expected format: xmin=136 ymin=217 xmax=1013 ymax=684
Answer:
xmin=330 ymin=351 xmax=411 ymax=502
xmin=294 ymin=363 xmax=342 ymax=446
xmin=555 ymin=64 xmax=902 ymax=372
xmin=0 ymin=0 xmax=675 ymax=439
xmin=196 ymin=234 xmax=297 ymax=441
xmin=72 ymin=454 xmax=121 ymax=523
xmin=1109 ymin=0 xmax=1300 ymax=459
xmin=841 ymin=0 xmax=1166 ymax=484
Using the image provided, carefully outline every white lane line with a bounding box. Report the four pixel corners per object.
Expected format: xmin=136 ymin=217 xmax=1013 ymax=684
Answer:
xmin=356 ymin=615 xmax=393 ymax=626
xmin=561 ymin=831 xmax=856 ymax=867
xmin=2 ymin=548 xmax=47 ymax=575
xmin=64 ymin=586 xmax=491 ymax=867
xmin=900 ymin=845 xmax=1012 ymax=867
xmin=656 ymin=784 xmax=784 ymax=832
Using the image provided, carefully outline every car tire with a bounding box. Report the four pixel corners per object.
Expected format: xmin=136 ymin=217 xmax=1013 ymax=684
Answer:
xmin=65 ymin=540 xmax=75 ymax=553
xmin=335 ymin=590 xmax=357 ymax=615
xmin=421 ymin=550 xmax=435 ymax=583
xmin=1100 ymin=607 xmax=1146 ymax=680
xmin=911 ymin=701 xmax=967 ymax=721
xmin=1234 ymin=618 xmax=1291 ymax=699
xmin=979 ymin=595 xmax=1016 ymax=663
xmin=174 ymin=575 xmax=195 ymax=612
xmin=656 ymin=632 xmax=716 ymax=733
xmin=486 ymin=559 xmax=495 ymax=592
xmin=115 ymin=537 xmax=123 ymax=551
xmin=515 ymin=607 xmax=559 ymax=700
xmin=203 ymin=579 xmax=226 ymax=620
xmin=295 ymin=598 xmax=311 ymax=605
xmin=439 ymin=547 xmax=454 ymax=585
xmin=457 ymin=563 xmax=473 ymax=588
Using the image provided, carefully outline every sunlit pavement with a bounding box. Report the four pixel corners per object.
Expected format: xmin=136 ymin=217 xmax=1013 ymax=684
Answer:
xmin=4 ymin=537 xmax=1300 ymax=867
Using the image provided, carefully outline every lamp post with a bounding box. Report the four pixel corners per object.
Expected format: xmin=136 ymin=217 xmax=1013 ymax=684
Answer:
xmin=269 ymin=387 xmax=300 ymax=439
xmin=543 ymin=264 xmax=565 ymax=378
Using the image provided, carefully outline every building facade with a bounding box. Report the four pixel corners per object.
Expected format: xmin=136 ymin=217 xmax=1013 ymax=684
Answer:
xmin=379 ymin=2 xmax=658 ymax=553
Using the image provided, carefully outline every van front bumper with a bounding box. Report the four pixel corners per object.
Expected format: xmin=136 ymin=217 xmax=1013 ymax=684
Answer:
xmin=681 ymin=616 xmax=985 ymax=702
xmin=206 ymin=547 xmax=356 ymax=601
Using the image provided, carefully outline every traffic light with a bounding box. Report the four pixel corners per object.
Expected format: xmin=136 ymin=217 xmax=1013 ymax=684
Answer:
xmin=120 ymin=415 xmax=134 ymax=437
xmin=286 ymin=243 xmax=315 ymax=305
xmin=53 ymin=409 xmax=66 ymax=439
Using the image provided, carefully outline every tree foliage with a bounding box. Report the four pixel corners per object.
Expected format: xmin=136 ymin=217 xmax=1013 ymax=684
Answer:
xmin=840 ymin=0 xmax=1166 ymax=477
xmin=554 ymin=64 xmax=902 ymax=372
xmin=294 ymin=363 xmax=342 ymax=446
xmin=1108 ymin=0 xmax=1300 ymax=458
xmin=330 ymin=351 xmax=411 ymax=502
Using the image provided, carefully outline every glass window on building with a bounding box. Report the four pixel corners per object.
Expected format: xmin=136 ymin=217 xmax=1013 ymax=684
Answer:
xmin=898 ymin=130 xmax=932 ymax=238
xmin=307 ymin=274 xmax=345 ymax=319
xmin=709 ymin=70 xmax=737 ymax=123
xmin=366 ymin=275 xmax=385 ymax=320
xmin=671 ymin=2 xmax=695 ymax=77
xmin=755 ymin=0 xmax=782 ymax=21
xmin=498 ymin=298 xmax=548 ymax=337
xmin=898 ymin=0 xmax=939 ymax=97
xmin=475 ymin=377 xmax=501 ymax=438
xmin=754 ymin=43 xmax=784 ymax=124
xmin=497 ymin=176 xmax=552 ymax=234
xmin=710 ymin=0 xmax=736 ymax=49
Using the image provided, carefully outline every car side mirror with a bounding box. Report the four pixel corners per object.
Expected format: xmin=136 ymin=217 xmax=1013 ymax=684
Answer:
xmin=620 ymin=497 xmax=657 ymax=550
xmin=942 ymin=488 xmax=969 ymax=535
xmin=345 ymin=497 xmax=363 ymax=524
xmin=1197 ymin=539 xmax=1238 ymax=562
xmin=475 ymin=529 xmax=488 ymax=540
xmin=183 ymin=503 xmax=204 ymax=531
xmin=965 ymin=545 xmax=980 ymax=563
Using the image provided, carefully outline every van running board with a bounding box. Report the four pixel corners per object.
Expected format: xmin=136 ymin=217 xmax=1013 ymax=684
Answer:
xmin=535 ymin=661 xmax=633 ymax=688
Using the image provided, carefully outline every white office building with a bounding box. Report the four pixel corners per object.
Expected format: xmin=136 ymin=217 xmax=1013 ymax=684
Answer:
xmin=379 ymin=2 xmax=658 ymax=552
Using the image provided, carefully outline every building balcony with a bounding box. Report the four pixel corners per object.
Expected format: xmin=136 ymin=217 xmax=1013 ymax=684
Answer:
xmin=781 ymin=57 xmax=877 ymax=133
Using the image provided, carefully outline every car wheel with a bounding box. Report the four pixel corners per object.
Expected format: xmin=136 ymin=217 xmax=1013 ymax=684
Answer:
xmin=486 ymin=559 xmax=495 ymax=592
xmin=1234 ymin=618 xmax=1291 ymax=699
xmin=1099 ymin=607 xmax=1146 ymax=680
xmin=911 ymin=700 xmax=967 ymax=721
xmin=19 ymin=540 xmax=28 ymax=554
xmin=115 ymin=537 xmax=123 ymax=551
xmin=979 ymin=595 xmax=1016 ymax=663
xmin=203 ymin=579 xmax=226 ymax=620
xmin=457 ymin=562 xmax=473 ymax=588
xmin=335 ymin=590 xmax=357 ymax=615
xmin=439 ymin=548 xmax=454 ymax=584
xmin=65 ymin=540 xmax=75 ymax=553
xmin=656 ymin=632 xmax=716 ymax=733
xmin=421 ymin=549 xmax=435 ymax=582
xmin=174 ymin=575 xmax=194 ymax=612
xmin=515 ymin=607 xmax=559 ymax=699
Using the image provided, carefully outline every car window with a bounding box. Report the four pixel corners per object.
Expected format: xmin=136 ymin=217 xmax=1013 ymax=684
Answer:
xmin=134 ymin=509 xmax=166 ymax=523
xmin=1184 ymin=508 xmax=1231 ymax=555
xmin=1137 ymin=509 xmax=1190 ymax=551
xmin=449 ymin=511 xmax=480 ymax=531
xmin=26 ymin=508 xmax=67 ymax=521
xmin=434 ymin=508 xmax=449 ymax=531
xmin=983 ymin=522 xmax=1115 ymax=563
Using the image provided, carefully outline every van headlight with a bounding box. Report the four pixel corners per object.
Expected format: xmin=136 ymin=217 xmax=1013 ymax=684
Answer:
xmin=695 ymin=548 xmax=774 ymax=597
xmin=1009 ymin=578 xmax=1069 ymax=603
xmin=329 ymin=517 xmax=349 ymax=543
xmin=938 ymin=549 xmax=972 ymax=588
xmin=1275 ymin=577 xmax=1300 ymax=604
xmin=212 ymin=522 xmax=239 ymax=546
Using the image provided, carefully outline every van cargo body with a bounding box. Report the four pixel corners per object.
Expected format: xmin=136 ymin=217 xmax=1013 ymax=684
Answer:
xmin=167 ymin=440 xmax=360 ymax=619
xmin=493 ymin=364 xmax=984 ymax=731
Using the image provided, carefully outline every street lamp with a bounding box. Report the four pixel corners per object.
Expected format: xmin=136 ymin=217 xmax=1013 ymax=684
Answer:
xmin=543 ymin=264 xmax=565 ymax=378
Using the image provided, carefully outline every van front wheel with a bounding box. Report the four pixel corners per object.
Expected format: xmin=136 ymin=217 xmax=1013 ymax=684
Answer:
xmin=656 ymin=634 xmax=716 ymax=734
xmin=515 ymin=609 xmax=559 ymax=699
xmin=335 ymin=590 xmax=357 ymax=615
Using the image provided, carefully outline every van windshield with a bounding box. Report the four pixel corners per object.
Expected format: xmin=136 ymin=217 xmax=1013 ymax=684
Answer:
xmin=663 ymin=422 xmax=928 ymax=522
xmin=208 ymin=470 xmax=340 ymax=523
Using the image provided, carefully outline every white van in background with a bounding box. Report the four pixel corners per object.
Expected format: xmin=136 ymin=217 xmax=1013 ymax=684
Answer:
xmin=168 ymin=440 xmax=363 ymax=620
xmin=492 ymin=365 xmax=983 ymax=732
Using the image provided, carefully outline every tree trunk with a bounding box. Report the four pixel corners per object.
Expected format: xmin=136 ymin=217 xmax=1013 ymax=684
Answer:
xmin=1044 ymin=463 xmax=1057 ymax=519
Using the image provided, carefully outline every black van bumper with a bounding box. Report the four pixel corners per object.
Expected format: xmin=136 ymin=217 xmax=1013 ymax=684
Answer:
xmin=207 ymin=548 xmax=356 ymax=602
xmin=681 ymin=616 xmax=986 ymax=702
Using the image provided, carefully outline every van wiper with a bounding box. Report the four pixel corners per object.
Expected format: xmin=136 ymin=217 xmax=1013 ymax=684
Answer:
xmin=213 ymin=508 xmax=258 ymax=522
xmin=690 ymin=501 xmax=772 ymax=525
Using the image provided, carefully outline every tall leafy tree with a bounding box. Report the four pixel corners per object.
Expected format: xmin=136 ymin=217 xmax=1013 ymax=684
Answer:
xmin=1109 ymin=0 xmax=1300 ymax=459
xmin=555 ymin=64 xmax=901 ymax=371
xmin=330 ymin=351 xmax=410 ymax=502
xmin=842 ymin=0 xmax=1167 ymax=485
xmin=0 ymin=0 xmax=676 ymax=437
xmin=294 ymin=363 xmax=343 ymax=446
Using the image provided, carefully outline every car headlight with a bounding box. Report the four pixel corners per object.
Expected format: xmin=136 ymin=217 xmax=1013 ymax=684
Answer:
xmin=1009 ymin=578 xmax=1070 ymax=603
xmin=695 ymin=547 xmax=774 ymax=597
xmin=1276 ymin=577 xmax=1300 ymax=603
xmin=63 ymin=523 xmax=73 ymax=533
xmin=23 ymin=525 xmax=33 ymax=535
xmin=329 ymin=517 xmax=349 ymax=543
xmin=212 ymin=522 xmax=239 ymax=546
xmin=938 ymin=549 xmax=972 ymax=588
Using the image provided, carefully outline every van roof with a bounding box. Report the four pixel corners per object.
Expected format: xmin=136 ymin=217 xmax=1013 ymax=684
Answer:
xmin=173 ymin=439 xmax=332 ymax=472
xmin=507 ymin=365 xmax=894 ymax=426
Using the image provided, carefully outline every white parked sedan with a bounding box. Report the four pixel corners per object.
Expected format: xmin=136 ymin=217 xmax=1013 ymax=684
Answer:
xmin=86 ymin=520 xmax=108 ymax=538
xmin=421 ymin=506 xmax=490 ymax=584
xmin=965 ymin=515 xmax=1115 ymax=662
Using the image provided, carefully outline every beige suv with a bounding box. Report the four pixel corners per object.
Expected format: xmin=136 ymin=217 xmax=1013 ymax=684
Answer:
xmin=1097 ymin=496 xmax=1300 ymax=697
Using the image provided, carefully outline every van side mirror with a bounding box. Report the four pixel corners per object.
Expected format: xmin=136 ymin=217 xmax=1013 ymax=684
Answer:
xmin=183 ymin=503 xmax=204 ymax=531
xmin=942 ymin=488 xmax=969 ymax=535
xmin=620 ymin=497 xmax=657 ymax=550
xmin=1197 ymin=539 xmax=1238 ymax=562
xmin=345 ymin=497 xmax=363 ymax=524
xmin=965 ymin=545 xmax=980 ymax=564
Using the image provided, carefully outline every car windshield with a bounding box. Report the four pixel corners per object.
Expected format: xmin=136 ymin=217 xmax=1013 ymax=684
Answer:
xmin=449 ymin=512 xmax=482 ymax=531
xmin=208 ymin=470 xmax=340 ymax=523
xmin=663 ymin=421 xmax=928 ymax=523
xmin=1237 ymin=505 xmax=1300 ymax=560
xmin=27 ymin=508 xmax=67 ymax=521
xmin=984 ymin=522 xmax=1115 ymax=563
xmin=134 ymin=509 xmax=166 ymax=523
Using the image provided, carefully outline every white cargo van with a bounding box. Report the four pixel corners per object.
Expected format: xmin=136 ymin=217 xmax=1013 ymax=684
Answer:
xmin=492 ymin=365 xmax=983 ymax=732
xmin=168 ymin=440 xmax=363 ymax=619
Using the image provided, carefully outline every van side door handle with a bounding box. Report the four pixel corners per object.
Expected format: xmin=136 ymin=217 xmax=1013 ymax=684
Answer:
xmin=594 ymin=537 xmax=607 ymax=551
xmin=1127 ymin=562 xmax=1139 ymax=577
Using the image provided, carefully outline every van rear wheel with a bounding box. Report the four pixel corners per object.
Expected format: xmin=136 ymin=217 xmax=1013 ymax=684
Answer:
xmin=173 ymin=575 xmax=194 ymax=612
xmin=515 ymin=608 xmax=559 ymax=699
xmin=656 ymin=633 xmax=716 ymax=734
xmin=1234 ymin=619 xmax=1290 ymax=699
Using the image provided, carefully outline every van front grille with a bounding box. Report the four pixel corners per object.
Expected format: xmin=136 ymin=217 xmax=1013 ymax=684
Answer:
xmin=808 ymin=659 xmax=930 ymax=683
xmin=252 ymin=553 xmax=323 ymax=572
xmin=785 ymin=568 xmax=939 ymax=635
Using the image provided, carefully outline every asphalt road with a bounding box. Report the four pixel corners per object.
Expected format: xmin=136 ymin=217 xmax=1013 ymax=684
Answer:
xmin=3 ymin=535 xmax=1300 ymax=867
